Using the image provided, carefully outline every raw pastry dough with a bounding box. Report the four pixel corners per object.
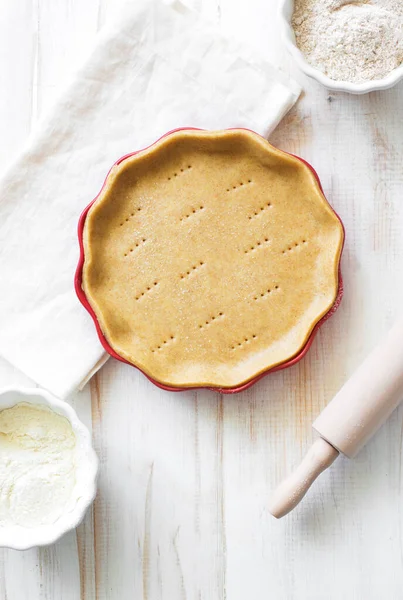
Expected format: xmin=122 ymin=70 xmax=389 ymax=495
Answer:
xmin=82 ymin=129 xmax=343 ymax=388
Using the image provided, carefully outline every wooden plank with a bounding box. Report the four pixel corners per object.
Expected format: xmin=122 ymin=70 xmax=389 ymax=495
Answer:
xmin=0 ymin=0 xmax=36 ymax=173
xmin=89 ymin=363 xmax=227 ymax=599
xmin=0 ymin=1 xmax=40 ymax=597
xmin=0 ymin=0 xmax=99 ymax=598
xmin=26 ymin=6 xmax=101 ymax=597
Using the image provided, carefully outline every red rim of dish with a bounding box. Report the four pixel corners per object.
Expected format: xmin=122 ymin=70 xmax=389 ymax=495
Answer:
xmin=74 ymin=127 xmax=345 ymax=394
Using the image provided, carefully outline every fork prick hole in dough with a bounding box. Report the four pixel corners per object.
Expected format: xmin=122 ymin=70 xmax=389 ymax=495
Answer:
xmin=169 ymin=166 xmax=191 ymax=180
xmin=244 ymin=238 xmax=270 ymax=254
xmin=180 ymin=261 xmax=205 ymax=279
xmin=282 ymin=239 xmax=308 ymax=254
xmin=180 ymin=205 xmax=204 ymax=221
xmin=248 ymin=202 xmax=272 ymax=220
xmin=227 ymin=179 xmax=253 ymax=192
xmin=231 ymin=333 xmax=258 ymax=349
xmin=121 ymin=209 xmax=141 ymax=225
xmin=254 ymin=285 xmax=280 ymax=301
xmin=135 ymin=281 xmax=158 ymax=300
xmin=199 ymin=312 xmax=224 ymax=330
xmin=151 ymin=334 xmax=175 ymax=353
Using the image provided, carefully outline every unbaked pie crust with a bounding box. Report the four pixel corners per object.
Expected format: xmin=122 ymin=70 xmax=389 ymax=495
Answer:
xmin=82 ymin=129 xmax=343 ymax=388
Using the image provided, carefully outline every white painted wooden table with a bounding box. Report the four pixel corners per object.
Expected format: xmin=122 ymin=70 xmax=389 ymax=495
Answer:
xmin=1 ymin=1 xmax=403 ymax=598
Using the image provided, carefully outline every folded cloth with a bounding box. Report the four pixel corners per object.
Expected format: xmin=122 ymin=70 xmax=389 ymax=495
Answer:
xmin=0 ymin=0 xmax=300 ymax=399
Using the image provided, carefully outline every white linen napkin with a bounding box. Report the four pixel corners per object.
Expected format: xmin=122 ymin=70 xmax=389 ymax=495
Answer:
xmin=0 ymin=0 xmax=300 ymax=399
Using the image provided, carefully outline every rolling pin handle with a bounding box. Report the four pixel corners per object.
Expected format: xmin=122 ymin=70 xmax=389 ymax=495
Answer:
xmin=268 ymin=438 xmax=339 ymax=519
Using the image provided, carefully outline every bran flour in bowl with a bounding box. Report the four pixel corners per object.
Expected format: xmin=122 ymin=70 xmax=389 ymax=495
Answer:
xmin=281 ymin=0 xmax=403 ymax=93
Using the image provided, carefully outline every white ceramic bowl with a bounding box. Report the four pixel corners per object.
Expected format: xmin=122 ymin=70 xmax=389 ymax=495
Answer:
xmin=279 ymin=0 xmax=403 ymax=94
xmin=0 ymin=387 xmax=98 ymax=550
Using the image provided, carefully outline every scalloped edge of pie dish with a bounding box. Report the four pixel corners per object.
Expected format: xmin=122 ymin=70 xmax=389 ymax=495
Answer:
xmin=75 ymin=128 xmax=345 ymax=394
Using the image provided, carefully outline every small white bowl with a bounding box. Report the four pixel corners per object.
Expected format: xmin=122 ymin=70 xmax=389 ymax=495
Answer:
xmin=279 ymin=0 xmax=403 ymax=94
xmin=0 ymin=387 xmax=98 ymax=550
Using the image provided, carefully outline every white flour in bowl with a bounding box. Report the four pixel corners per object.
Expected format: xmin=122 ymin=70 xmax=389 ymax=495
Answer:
xmin=0 ymin=403 xmax=76 ymax=528
xmin=292 ymin=0 xmax=403 ymax=82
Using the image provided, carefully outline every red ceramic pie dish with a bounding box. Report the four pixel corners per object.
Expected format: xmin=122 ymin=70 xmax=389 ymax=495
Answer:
xmin=75 ymin=128 xmax=345 ymax=394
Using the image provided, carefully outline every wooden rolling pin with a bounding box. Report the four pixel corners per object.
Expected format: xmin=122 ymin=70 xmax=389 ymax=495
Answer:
xmin=269 ymin=316 xmax=403 ymax=519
